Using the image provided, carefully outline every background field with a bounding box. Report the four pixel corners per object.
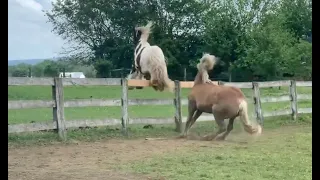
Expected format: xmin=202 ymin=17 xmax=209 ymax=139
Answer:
xmin=8 ymin=85 xmax=312 ymax=125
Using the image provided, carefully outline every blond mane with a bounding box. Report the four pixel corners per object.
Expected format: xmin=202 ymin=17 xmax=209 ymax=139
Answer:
xmin=197 ymin=53 xmax=217 ymax=72
xmin=194 ymin=53 xmax=217 ymax=85
xmin=135 ymin=21 xmax=153 ymax=42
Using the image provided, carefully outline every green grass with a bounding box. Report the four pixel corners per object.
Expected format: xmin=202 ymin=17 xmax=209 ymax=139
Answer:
xmin=8 ymin=86 xmax=312 ymax=124
xmin=8 ymin=113 xmax=312 ymax=146
xmin=121 ymin=124 xmax=312 ymax=180
xmin=115 ymin=115 xmax=312 ymax=180
xmin=8 ymin=100 xmax=311 ymax=125
xmin=8 ymin=85 xmax=312 ymax=100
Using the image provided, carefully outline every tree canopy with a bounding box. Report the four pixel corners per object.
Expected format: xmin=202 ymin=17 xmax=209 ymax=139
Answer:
xmin=9 ymin=0 xmax=312 ymax=81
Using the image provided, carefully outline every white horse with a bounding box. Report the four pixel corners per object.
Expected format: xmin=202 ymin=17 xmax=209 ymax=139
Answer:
xmin=127 ymin=22 xmax=174 ymax=92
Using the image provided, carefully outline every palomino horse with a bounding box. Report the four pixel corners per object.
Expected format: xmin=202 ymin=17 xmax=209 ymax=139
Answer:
xmin=182 ymin=53 xmax=262 ymax=141
xmin=127 ymin=22 xmax=174 ymax=92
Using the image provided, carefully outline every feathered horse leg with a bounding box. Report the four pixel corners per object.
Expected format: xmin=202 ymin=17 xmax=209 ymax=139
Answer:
xmin=127 ymin=69 xmax=145 ymax=90
xmin=135 ymin=72 xmax=145 ymax=89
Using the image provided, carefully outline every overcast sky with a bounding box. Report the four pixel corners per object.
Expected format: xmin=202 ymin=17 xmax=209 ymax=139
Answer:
xmin=8 ymin=0 xmax=67 ymax=60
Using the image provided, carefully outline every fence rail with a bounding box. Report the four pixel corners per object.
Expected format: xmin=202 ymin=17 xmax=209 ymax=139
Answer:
xmin=8 ymin=78 xmax=312 ymax=140
xmin=8 ymin=94 xmax=313 ymax=110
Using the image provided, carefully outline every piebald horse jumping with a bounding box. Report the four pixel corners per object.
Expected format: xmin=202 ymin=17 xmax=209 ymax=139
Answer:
xmin=182 ymin=53 xmax=262 ymax=141
xmin=127 ymin=22 xmax=174 ymax=92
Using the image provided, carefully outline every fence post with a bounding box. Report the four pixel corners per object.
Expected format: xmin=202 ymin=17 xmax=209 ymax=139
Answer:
xmin=121 ymin=78 xmax=129 ymax=135
xmin=174 ymin=80 xmax=182 ymax=132
xmin=52 ymin=77 xmax=67 ymax=141
xmin=252 ymin=82 xmax=264 ymax=125
xmin=289 ymin=80 xmax=298 ymax=120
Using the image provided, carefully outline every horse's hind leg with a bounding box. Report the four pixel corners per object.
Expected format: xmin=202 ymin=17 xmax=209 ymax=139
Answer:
xmin=214 ymin=116 xmax=236 ymax=141
xmin=203 ymin=106 xmax=226 ymax=140
xmin=182 ymin=110 xmax=196 ymax=137
xmin=203 ymin=117 xmax=226 ymax=141
xmin=188 ymin=110 xmax=202 ymax=130
xmin=182 ymin=101 xmax=198 ymax=137
xmin=183 ymin=110 xmax=202 ymax=137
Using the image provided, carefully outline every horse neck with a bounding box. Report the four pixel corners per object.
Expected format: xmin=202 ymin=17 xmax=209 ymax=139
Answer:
xmin=140 ymin=34 xmax=150 ymax=42
xmin=193 ymin=71 xmax=204 ymax=85
xmin=140 ymin=40 xmax=150 ymax=47
xmin=135 ymin=40 xmax=150 ymax=50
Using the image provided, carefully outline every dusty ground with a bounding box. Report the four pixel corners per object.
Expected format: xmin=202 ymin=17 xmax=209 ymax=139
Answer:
xmin=9 ymin=137 xmax=206 ymax=180
xmin=8 ymin=126 xmax=308 ymax=180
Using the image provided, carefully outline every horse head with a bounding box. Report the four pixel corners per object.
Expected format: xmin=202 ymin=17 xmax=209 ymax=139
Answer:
xmin=134 ymin=21 xmax=153 ymax=43
xmin=197 ymin=53 xmax=219 ymax=72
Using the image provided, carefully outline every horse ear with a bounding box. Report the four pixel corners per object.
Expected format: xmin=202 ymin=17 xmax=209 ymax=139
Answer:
xmin=133 ymin=27 xmax=141 ymax=44
xmin=133 ymin=27 xmax=137 ymax=41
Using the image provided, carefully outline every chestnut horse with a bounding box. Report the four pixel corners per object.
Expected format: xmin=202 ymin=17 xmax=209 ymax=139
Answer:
xmin=182 ymin=53 xmax=262 ymax=141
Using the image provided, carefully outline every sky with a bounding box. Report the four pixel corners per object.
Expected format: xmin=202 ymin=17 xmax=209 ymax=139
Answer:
xmin=8 ymin=0 xmax=67 ymax=60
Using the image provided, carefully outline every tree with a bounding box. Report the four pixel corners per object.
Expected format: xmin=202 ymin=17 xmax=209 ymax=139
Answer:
xmin=46 ymin=0 xmax=209 ymax=77
xmin=45 ymin=0 xmax=312 ymax=81
xmin=278 ymin=0 xmax=312 ymax=40
xmin=11 ymin=63 xmax=30 ymax=77
xmin=93 ymin=58 xmax=113 ymax=78
xmin=45 ymin=0 xmax=151 ymax=68
xmin=201 ymin=0 xmax=280 ymax=80
xmin=38 ymin=60 xmax=60 ymax=77
xmin=283 ymin=40 xmax=312 ymax=80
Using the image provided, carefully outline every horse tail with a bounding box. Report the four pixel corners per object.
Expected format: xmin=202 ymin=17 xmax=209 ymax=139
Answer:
xmin=146 ymin=46 xmax=174 ymax=93
xmin=151 ymin=65 xmax=174 ymax=93
xmin=238 ymin=99 xmax=262 ymax=136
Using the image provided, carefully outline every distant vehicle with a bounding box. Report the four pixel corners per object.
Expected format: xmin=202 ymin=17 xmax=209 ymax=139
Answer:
xmin=59 ymin=72 xmax=86 ymax=78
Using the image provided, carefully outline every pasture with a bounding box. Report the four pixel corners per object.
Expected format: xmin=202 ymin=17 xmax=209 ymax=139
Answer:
xmin=8 ymin=84 xmax=311 ymax=125
xmin=8 ymin=83 xmax=312 ymax=180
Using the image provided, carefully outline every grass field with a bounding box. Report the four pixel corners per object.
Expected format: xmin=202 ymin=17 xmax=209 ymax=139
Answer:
xmin=120 ymin=122 xmax=312 ymax=180
xmin=8 ymin=85 xmax=312 ymax=125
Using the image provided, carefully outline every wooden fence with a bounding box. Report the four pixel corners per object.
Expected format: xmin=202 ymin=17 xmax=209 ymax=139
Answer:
xmin=8 ymin=77 xmax=312 ymax=140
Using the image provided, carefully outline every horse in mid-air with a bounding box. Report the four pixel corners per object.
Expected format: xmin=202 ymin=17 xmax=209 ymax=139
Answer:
xmin=127 ymin=22 xmax=174 ymax=92
xmin=182 ymin=53 xmax=262 ymax=141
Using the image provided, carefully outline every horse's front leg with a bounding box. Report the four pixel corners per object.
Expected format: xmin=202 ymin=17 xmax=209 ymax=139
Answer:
xmin=135 ymin=72 xmax=145 ymax=89
xmin=147 ymin=72 xmax=159 ymax=91
xmin=127 ymin=69 xmax=142 ymax=90
xmin=127 ymin=72 xmax=135 ymax=90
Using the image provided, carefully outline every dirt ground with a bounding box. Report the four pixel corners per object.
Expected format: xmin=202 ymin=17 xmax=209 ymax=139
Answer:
xmin=9 ymin=137 xmax=206 ymax=180
xmin=8 ymin=126 xmax=307 ymax=180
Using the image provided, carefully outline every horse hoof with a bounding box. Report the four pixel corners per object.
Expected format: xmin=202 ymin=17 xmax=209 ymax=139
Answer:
xmin=254 ymin=125 xmax=262 ymax=136
xmin=214 ymin=137 xmax=225 ymax=141
xmin=200 ymin=135 xmax=212 ymax=141
xmin=213 ymin=134 xmax=226 ymax=141
xmin=177 ymin=134 xmax=186 ymax=139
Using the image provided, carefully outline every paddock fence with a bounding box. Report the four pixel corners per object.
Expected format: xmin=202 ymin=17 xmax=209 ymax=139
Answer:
xmin=8 ymin=77 xmax=312 ymax=140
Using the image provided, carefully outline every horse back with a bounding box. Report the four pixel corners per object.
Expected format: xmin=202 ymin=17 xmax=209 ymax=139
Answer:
xmin=140 ymin=46 xmax=166 ymax=70
xmin=189 ymin=84 xmax=245 ymax=106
